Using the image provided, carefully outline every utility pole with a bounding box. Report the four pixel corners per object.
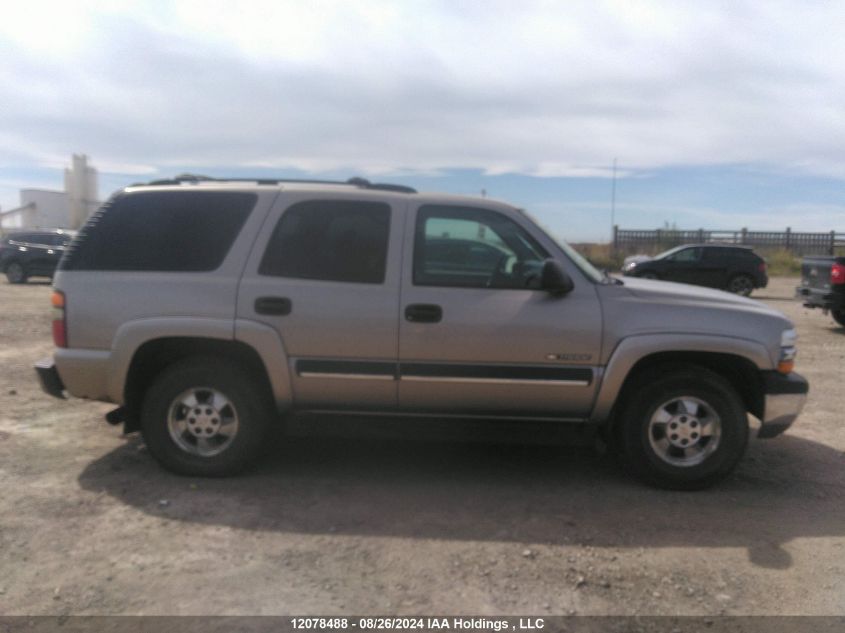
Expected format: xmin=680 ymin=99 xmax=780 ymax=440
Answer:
xmin=610 ymin=157 xmax=617 ymax=244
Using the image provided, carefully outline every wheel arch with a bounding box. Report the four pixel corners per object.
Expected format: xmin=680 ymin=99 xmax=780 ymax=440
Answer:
xmin=122 ymin=337 xmax=279 ymax=432
xmin=593 ymin=335 xmax=770 ymax=426
xmin=114 ymin=319 xmax=293 ymax=433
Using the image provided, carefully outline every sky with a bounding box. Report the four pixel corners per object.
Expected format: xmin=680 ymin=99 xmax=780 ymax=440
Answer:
xmin=0 ymin=0 xmax=843 ymax=242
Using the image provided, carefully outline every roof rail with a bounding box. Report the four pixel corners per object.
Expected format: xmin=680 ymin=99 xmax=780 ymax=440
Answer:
xmin=138 ymin=174 xmax=417 ymax=194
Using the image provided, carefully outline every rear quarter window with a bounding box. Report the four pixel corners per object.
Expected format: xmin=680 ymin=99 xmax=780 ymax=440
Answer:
xmin=60 ymin=191 xmax=257 ymax=272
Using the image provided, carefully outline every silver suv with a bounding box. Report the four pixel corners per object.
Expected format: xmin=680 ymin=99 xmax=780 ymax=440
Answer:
xmin=35 ymin=177 xmax=808 ymax=489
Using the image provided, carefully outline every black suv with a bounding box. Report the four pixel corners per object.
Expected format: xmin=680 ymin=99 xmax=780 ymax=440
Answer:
xmin=622 ymin=244 xmax=768 ymax=296
xmin=1 ymin=229 xmax=76 ymax=284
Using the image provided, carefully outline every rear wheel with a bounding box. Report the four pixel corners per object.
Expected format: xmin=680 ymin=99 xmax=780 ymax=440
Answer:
xmin=5 ymin=262 xmax=27 ymax=284
xmin=833 ymin=309 xmax=845 ymax=327
xmin=727 ymin=274 xmax=754 ymax=296
xmin=617 ymin=366 xmax=748 ymax=490
xmin=141 ymin=357 xmax=273 ymax=476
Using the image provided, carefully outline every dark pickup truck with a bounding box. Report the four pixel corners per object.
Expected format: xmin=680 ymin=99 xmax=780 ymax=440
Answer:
xmin=796 ymin=255 xmax=845 ymax=326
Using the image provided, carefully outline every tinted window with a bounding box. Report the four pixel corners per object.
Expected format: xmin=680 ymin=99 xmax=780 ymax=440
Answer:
xmin=60 ymin=191 xmax=256 ymax=272
xmin=666 ymin=247 xmax=702 ymax=262
xmin=9 ymin=233 xmax=35 ymax=244
xmin=737 ymin=249 xmax=760 ymax=261
xmin=23 ymin=234 xmax=50 ymax=246
xmin=414 ymin=205 xmax=548 ymax=289
xmin=259 ymin=200 xmax=390 ymax=284
xmin=702 ymin=247 xmax=729 ymax=261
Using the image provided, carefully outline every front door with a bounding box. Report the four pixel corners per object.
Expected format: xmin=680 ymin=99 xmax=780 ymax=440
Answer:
xmin=237 ymin=194 xmax=405 ymax=409
xmin=662 ymin=246 xmax=704 ymax=284
xmin=397 ymin=204 xmax=602 ymax=418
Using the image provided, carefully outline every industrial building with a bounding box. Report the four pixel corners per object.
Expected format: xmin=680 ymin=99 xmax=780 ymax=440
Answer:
xmin=0 ymin=155 xmax=100 ymax=231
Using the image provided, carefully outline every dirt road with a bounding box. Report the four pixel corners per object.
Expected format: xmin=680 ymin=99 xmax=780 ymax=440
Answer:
xmin=1 ymin=277 xmax=843 ymax=615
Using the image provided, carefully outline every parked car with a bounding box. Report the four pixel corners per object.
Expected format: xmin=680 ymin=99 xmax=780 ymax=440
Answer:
xmin=35 ymin=177 xmax=807 ymax=489
xmin=795 ymin=255 xmax=845 ymax=326
xmin=1 ymin=229 xmax=76 ymax=284
xmin=621 ymin=244 xmax=768 ymax=296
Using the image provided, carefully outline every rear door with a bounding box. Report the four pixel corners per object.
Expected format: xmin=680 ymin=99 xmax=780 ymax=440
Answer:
xmin=697 ymin=247 xmax=730 ymax=288
xmin=20 ymin=233 xmax=55 ymax=275
xmin=237 ymin=193 xmax=405 ymax=409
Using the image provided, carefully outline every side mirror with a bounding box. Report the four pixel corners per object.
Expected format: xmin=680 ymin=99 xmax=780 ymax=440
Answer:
xmin=541 ymin=259 xmax=574 ymax=295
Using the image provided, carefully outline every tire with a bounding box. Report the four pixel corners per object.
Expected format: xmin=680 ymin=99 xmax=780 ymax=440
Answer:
xmin=140 ymin=356 xmax=273 ymax=476
xmin=616 ymin=365 xmax=748 ymax=490
xmin=727 ymin=274 xmax=754 ymax=296
xmin=832 ymin=310 xmax=845 ymax=327
xmin=640 ymin=271 xmax=659 ymax=280
xmin=5 ymin=262 xmax=27 ymax=284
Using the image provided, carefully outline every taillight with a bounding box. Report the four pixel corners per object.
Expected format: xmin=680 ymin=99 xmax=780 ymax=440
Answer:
xmin=51 ymin=290 xmax=67 ymax=348
xmin=758 ymin=261 xmax=767 ymax=272
xmin=831 ymin=263 xmax=845 ymax=285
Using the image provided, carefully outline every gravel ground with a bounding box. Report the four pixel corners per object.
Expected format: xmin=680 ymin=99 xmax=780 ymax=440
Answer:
xmin=0 ymin=277 xmax=843 ymax=616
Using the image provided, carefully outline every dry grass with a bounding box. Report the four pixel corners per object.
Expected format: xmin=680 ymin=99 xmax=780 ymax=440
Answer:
xmin=570 ymin=243 xmax=625 ymax=271
xmin=571 ymin=243 xmax=804 ymax=276
xmin=763 ymin=248 xmax=802 ymax=276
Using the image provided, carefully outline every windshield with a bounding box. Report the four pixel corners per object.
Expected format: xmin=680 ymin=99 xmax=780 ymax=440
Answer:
xmin=518 ymin=209 xmax=605 ymax=283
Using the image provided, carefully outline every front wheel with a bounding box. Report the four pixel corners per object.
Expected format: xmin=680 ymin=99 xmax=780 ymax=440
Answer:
xmin=616 ymin=366 xmax=748 ymax=490
xmin=832 ymin=309 xmax=845 ymax=327
xmin=141 ymin=357 xmax=273 ymax=476
xmin=727 ymin=274 xmax=754 ymax=296
xmin=640 ymin=271 xmax=659 ymax=280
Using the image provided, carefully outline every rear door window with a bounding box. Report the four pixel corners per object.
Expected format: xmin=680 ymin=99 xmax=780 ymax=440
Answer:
xmin=259 ymin=199 xmax=391 ymax=284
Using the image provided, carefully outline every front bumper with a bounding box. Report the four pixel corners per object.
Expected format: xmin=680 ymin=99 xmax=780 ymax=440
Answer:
xmin=35 ymin=357 xmax=66 ymax=399
xmin=758 ymin=371 xmax=808 ymax=438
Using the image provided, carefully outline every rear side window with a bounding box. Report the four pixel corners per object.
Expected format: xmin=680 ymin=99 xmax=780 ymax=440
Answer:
xmin=259 ymin=199 xmax=390 ymax=284
xmin=60 ymin=191 xmax=256 ymax=272
xmin=702 ymin=247 xmax=730 ymax=261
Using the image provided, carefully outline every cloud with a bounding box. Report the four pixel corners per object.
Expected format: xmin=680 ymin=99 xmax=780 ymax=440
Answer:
xmin=0 ymin=1 xmax=844 ymax=186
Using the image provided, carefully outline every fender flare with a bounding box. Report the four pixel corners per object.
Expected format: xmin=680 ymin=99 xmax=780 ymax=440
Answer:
xmin=591 ymin=333 xmax=772 ymax=422
xmin=108 ymin=317 xmax=293 ymax=409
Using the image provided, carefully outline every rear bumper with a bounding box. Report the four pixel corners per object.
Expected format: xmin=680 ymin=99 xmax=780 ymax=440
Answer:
xmin=34 ymin=357 xmax=66 ymax=399
xmin=758 ymin=371 xmax=808 ymax=438
xmin=796 ymin=286 xmax=845 ymax=311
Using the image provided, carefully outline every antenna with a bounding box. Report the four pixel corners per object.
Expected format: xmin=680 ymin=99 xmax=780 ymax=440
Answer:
xmin=610 ymin=157 xmax=617 ymax=242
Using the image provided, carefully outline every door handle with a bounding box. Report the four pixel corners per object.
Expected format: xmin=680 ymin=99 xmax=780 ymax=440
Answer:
xmin=405 ymin=303 xmax=442 ymax=323
xmin=255 ymin=296 xmax=292 ymax=316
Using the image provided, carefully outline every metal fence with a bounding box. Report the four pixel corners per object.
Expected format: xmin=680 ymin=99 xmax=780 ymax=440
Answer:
xmin=613 ymin=226 xmax=845 ymax=256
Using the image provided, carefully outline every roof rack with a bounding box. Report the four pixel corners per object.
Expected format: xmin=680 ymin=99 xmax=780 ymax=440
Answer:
xmin=139 ymin=174 xmax=417 ymax=194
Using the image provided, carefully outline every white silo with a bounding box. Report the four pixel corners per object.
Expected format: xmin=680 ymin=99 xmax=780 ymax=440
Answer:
xmin=64 ymin=154 xmax=98 ymax=229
